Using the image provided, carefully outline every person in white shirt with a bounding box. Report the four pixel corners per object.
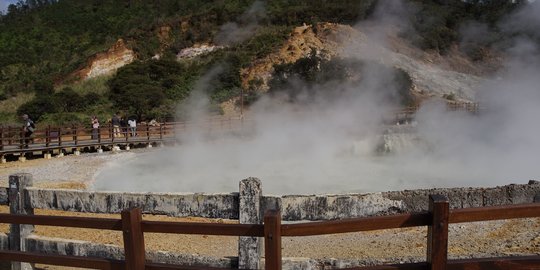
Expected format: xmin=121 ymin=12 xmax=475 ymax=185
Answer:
xmin=127 ymin=118 xmax=137 ymax=137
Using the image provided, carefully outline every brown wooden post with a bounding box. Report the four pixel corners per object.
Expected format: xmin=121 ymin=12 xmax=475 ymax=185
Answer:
xmin=98 ymin=127 xmax=102 ymax=144
xmin=159 ymin=125 xmax=163 ymax=140
xmin=58 ymin=127 xmax=62 ymax=146
xmin=8 ymin=126 xmax=12 ymax=145
xmin=19 ymin=128 xmax=24 ymax=149
xmin=8 ymin=173 xmax=34 ymax=270
xmin=45 ymin=125 xmax=50 ymax=147
xmin=427 ymin=194 xmax=449 ymax=270
xmin=0 ymin=127 xmax=3 ymax=151
xmin=264 ymin=210 xmax=282 ymax=270
xmin=74 ymin=126 xmax=78 ymax=146
xmin=146 ymin=125 xmax=150 ymax=142
xmin=111 ymin=124 xmax=115 ymax=143
xmin=121 ymin=208 xmax=146 ymax=270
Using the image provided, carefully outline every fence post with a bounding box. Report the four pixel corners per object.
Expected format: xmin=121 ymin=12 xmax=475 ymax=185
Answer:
xmin=238 ymin=178 xmax=262 ymax=269
xmin=45 ymin=125 xmax=50 ymax=147
xmin=121 ymin=208 xmax=145 ymax=270
xmin=427 ymin=194 xmax=449 ymax=270
xmin=264 ymin=210 xmax=281 ymax=270
xmin=98 ymin=127 xmax=102 ymax=144
xmin=58 ymin=127 xmax=62 ymax=146
xmin=19 ymin=128 xmax=24 ymax=149
xmin=74 ymin=126 xmax=78 ymax=146
xmin=0 ymin=127 xmax=3 ymax=151
xmin=8 ymin=126 xmax=12 ymax=145
xmin=8 ymin=173 xmax=34 ymax=270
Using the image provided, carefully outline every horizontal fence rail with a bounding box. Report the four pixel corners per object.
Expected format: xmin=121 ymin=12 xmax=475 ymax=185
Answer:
xmin=281 ymin=213 xmax=431 ymax=236
xmin=0 ymin=213 xmax=122 ymax=230
xmin=0 ymin=250 xmax=125 ymax=270
xmin=0 ymin=116 xmax=250 ymax=156
xmin=1 ymin=103 xmax=480 ymax=157
xmin=0 ymin=194 xmax=539 ymax=269
xmin=141 ymin=221 xmax=264 ymax=236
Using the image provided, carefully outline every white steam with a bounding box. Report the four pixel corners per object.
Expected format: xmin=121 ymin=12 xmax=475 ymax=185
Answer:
xmin=94 ymin=1 xmax=540 ymax=194
xmin=214 ymin=0 xmax=266 ymax=46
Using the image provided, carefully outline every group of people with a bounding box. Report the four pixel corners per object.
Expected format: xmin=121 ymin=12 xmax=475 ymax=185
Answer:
xmin=92 ymin=113 xmax=138 ymax=139
xmin=19 ymin=112 xmax=142 ymax=147
xmin=110 ymin=112 xmax=137 ymax=138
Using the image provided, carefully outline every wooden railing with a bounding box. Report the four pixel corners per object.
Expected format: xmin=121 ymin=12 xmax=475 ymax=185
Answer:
xmin=0 ymin=116 xmax=248 ymax=156
xmin=0 ymin=102 xmax=482 ymax=156
xmin=0 ymin=195 xmax=539 ymax=269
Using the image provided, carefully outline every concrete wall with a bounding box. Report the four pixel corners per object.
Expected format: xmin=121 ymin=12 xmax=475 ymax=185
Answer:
xmin=0 ymin=234 xmax=8 ymax=250
xmin=26 ymin=188 xmax=239 ymax=219
xmin=25 ymin=235 xmax=236 ymax=268
xmin=22 ymin=181 xmax=540 ymax=221
xmin=264 ymin=193 xmax=405 ymax=221
xmin=263 ymin=182 xmax=540 ymax=221
xmin=382 ymin=182 xmax=540 ymax=213
xmin=0 ymin=188 xmax=8 ymax=205
xmin=24 ymin=234 xmax=424 ymax=270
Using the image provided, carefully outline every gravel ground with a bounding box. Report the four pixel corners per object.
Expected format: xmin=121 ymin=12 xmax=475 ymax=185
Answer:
xmin=1 ymin=150 xmax=539 ymax=266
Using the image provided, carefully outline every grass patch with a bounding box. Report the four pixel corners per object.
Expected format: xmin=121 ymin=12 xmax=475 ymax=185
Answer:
xmin=65 ymin=75 xmax=112 ymax=95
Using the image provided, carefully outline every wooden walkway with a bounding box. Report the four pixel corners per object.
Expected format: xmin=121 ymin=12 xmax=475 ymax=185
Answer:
xmin=0 ymin=117 xmax=247 ymax=159
xmin=1 ymin=102 xmax=480 ymax=160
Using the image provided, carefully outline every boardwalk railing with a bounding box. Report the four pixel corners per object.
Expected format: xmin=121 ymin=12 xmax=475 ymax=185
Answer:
xmin=0 ymin=195 xmax=539 ymax=269
xmin=1 ymin=103 xmax=481 ymax=157
xmin=0 ymin=116 xmax=248 ymax=156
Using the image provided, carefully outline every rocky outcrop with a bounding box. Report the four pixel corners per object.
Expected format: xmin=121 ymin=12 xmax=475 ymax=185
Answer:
xmin=240 ymin=23 xmax=485 ymax=103
xmin=240 ymin=23 xmax=359 ymax=92
xmin=72 ymin=39 xmax=135 ymax=80
xmin=177 ymin=44 xmax=224 ymax=59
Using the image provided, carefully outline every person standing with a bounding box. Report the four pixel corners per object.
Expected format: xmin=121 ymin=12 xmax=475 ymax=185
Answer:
xmin=127 ymin=118 xmax=137 ymax=137
xmin=112 ymin=112 xmax=121 ymax=138
xmin=21 ymin=114 xmax=35 ymax=148
xmin=120 ymin=116 xmax=127 ymax=138
xmin=91 ymin=116 xmax=100 ymax=139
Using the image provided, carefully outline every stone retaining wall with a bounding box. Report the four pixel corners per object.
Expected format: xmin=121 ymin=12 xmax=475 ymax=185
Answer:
xmin=25 ymin=188 xmax=239 ymax=219
xmin=2 ymin=181 xmax=537 ymax=221
xmin=23 ymin=234 xmax=423 ymax=270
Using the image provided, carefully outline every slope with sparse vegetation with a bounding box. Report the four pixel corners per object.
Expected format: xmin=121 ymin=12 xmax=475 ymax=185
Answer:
xmin=0 ymin=0 xmax=532 ymax=125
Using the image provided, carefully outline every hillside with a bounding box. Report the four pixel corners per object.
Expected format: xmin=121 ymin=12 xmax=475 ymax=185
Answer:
xmin=0 ymin=0 xmax=533 ymax=125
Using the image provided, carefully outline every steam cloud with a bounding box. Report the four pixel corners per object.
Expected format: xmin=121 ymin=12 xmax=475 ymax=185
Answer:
xmin=94 ymin=1 xmax=540 ymax=195
xmin=214 ymin=0 xmax=266 ymax=46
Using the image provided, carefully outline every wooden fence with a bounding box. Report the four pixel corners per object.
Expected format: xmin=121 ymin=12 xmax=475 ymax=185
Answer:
xmin=0 ymin=103 xmax=481 ymax=158
xmin=0 ymin=116 xmax=248 ymax=157
xmin=0 ymin=195 xmax=539 ymax=269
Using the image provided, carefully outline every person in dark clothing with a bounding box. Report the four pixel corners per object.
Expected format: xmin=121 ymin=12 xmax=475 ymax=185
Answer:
xmin=112 ymin=112 xmax=121 ymax=138
xmin=120 ymin=117 xmax=127 ymax=138
xmin=91 ymin=115 xmax=100 ymax=139
xmin=21 ymin=114 xmax=35 ymax=148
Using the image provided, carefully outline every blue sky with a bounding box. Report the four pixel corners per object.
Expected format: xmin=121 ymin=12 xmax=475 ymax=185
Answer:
xmin=1 ymin=0 xmax=18 ymax=14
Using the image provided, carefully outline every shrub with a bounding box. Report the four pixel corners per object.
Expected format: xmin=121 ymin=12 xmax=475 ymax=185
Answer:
xmin=16 ymin=96 xmax=56 ymax=121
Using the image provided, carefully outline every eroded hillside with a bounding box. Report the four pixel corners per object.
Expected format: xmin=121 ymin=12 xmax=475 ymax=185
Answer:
xmin=239 ymin=23 xmax=492 ymax=109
